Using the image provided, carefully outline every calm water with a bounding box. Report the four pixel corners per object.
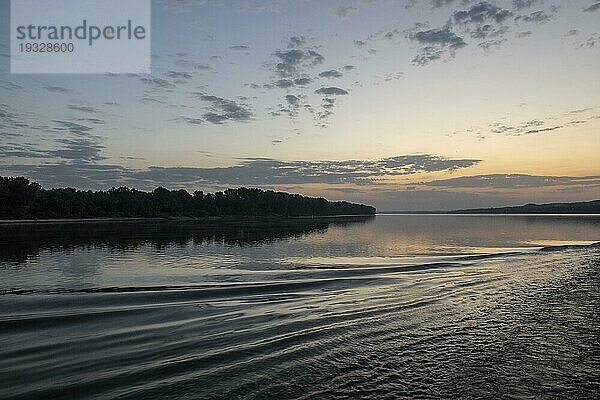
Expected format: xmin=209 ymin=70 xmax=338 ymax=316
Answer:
xmin=1 ymin=215 xmax=599 ymax=399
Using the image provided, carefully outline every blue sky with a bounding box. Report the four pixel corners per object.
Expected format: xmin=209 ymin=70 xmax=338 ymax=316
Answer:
xmin=1 ymin=0 xmax=599 ymax=210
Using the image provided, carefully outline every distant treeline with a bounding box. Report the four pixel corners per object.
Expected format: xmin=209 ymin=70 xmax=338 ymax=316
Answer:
xmin=453 ymin=200 xmax=600 ymax=214
xmin=0 ymin=176 xmax=376 ymax=219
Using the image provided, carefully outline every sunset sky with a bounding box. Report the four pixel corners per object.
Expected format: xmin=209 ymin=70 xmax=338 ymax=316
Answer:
xmin=1 ymin=0 xmax=599 ymax=210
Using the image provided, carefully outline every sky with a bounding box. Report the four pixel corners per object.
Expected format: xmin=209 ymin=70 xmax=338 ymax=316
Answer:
xmin=0 ymin=0 xmax=599 ymax=210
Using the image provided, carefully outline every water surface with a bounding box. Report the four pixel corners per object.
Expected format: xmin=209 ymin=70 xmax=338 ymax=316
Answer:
xmin=1 ymin=215 xmax=599 ymax=399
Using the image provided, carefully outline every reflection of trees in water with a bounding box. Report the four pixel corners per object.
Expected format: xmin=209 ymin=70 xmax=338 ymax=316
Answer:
xmin=0 ymin=217 xmax=374 ymax=264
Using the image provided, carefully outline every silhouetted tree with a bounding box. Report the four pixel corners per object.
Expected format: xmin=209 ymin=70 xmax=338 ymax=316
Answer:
xmin=0 ymin=176 xmax=376 ymax=219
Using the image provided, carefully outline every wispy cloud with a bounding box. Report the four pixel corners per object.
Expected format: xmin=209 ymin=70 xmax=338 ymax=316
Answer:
xmin=319 ymin=70 xmax=343 ymax=78
xmin=422 ymin=174 xmax=600 ymax=189
xmin=272 ymin=39 xmax=324 ymax=79
xmin=334 ymin=5 xmax=358 ymax=19
xmin=512 ymin=0 xmax=544 ymax=11
xmin=3 ymin=154 xmax=481 ymax=190
xmin=407 ymin=25 xmax=467 ymax=66
xmin=189 ymin=93 xmax=254 ymax=124
xmin=584 ymin=2 xmax=600 ymax=12
xmin=515 ymin=9 xmax=557 ymax=24
xmin=314 ymin=87 xmax=349 ymax=95
xmin=43 ymin=85 xmax=71 ymax=93
xmin=68 ymin=104 xmax=99 ymax=113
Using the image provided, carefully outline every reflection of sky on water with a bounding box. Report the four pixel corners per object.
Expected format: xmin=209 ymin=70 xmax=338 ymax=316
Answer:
xmin=1 ymin=215 xmax=598 ymax=292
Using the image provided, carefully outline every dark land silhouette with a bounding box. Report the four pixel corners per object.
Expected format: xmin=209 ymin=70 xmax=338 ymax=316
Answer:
xmin=384 ymin=200 xmax=600 ymax=214
xmin=0 ymin=176 xmax=375 ymax=220
xmin=453 ymin=200 xmax=600 ymax=214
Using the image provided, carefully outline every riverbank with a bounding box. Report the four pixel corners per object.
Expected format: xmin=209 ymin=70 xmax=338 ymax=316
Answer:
xmin=0 ymin=214 xmax=376 ymax=225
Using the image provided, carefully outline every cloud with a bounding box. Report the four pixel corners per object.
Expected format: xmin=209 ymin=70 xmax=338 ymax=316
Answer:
xmin=354 ymin=40 xmax=367 ymax=47
xmin=315 ymin=87 xmax=349 ymax=95
xmin=78 ymin=118 xmax=105 ymax=125
xmin=383 ymin=71 xmax=404 ymax=81
xmin=512 ymin=0 xmax=543 ymax=10
xmin=584 ymin=2 xmax=600 ymax=12
xmin=580 ymin=33 xmax=599 ymax=47
xmin=3 ymin=155 xmax=481 ymax=190
xmin=470 ymin=24 xmax=509 ymax=39
xmin=0 ymin=80 xmax=24 ymax=91
xmin=423 ymin=174 xmax=600 ymax=189
xmin=52 ymin=120 xmax=94 ymax=136
xmin=43 ymin=85 xmax=71 ymax=93
xmin=453 ymin=2 xmax=513 ymax=25
xmin=1 ymin=118 xmax=104 ymax=163
xmin=411 ymin=47 xmax=444 ymax=66
xmin=318 ymin=70 xmax=343 ymax=78
xmin=165 ymin=71 xmax=193 ymax=80
xmin=264 ymin=36 xmax=355 ymax=127
xmin=288 ymin=36 xmax=306 ymax=48
xmin=568 ymin=107 xmax=594 ymax=114
xmin=140 ymin=96 xmax=167 ymax=105
xmin=432 ymin=0 xmax=458 ymax=8
xmin=261 ymin=36 xmax=326 ymax=105
xmin=334 ymin=5 xmax=358 ymax=19
xmin=175 ymin=57 xmax=212 ymax=71
xmin=489 ymin=119 xmax=563 ymax=136
xmin=193 ymin=93 xmax=254 ymax=124
xmin=285 ymin=94 xmax=300 ymax=105
xmin=68 ymin=104 xmax=99 ymax=113
xmin=181 ymin=117 xmax=203 ymax=125
xmin=408 ymin=26 xmax=467 ymax=66
xmin=272 ymin=47 xmax=324 ymax=78
xmin=373 ymin=71 xmax=404 ymax=85
xmin=261 ymin=78 xmax=310 ymax=90
xmin=519 ymin=125 xmax=563 ymax=134
xmin=50 ymin=137 xmax=105 ymax=162
xmin=457 ymin=110 xmax=599 ymax=139
xmin=140 ymin=76 xmax=177 ymax=90
xmin=515 ymin=9 xmax=556 ymax=24
xmin=274 ymin=94 xmax=302 ymax=118
xmin=2 ymin=162 xmax=128 ymax=190
xmin=313 ymin=97 xmax=337 ymax=126
xmin=293 ymin=77 xmax=313 ymax=86
xmin=321 ymin=98 xmax=335 ymax=109
xmin=479 ymin=38 xmax=508 ymax=51
xmin=411 ymin=26 xmax=466 ymax=48
xmin=230 ymin=45 xmax=250 ymax=50
xmin=384 ymin=30 xmax=399 ymax=40
xmin=516 ymin=30 xmax=533 ymax=38
xmin=133 ymin=154 xmax=478 ymax=186
xmin=272 ymin=79 xmax=294 ymax=88
xmin=447 ymin=2 xmax=517 ymax=50
xmin=0 ymin=143 xmax=50 ymax=158
xmin=0 ymin=104 xmax=31 ymax=133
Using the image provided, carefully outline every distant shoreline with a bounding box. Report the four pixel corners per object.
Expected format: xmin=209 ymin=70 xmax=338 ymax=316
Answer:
xmin=381 ymin=199 xmax=600 ymax=215
xmin=378 ymin=212 xmax=600 ymax=216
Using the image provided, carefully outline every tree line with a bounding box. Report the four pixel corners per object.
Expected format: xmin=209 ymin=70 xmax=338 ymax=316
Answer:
xmin=0 ymin=176 xmax=376 ymax=219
